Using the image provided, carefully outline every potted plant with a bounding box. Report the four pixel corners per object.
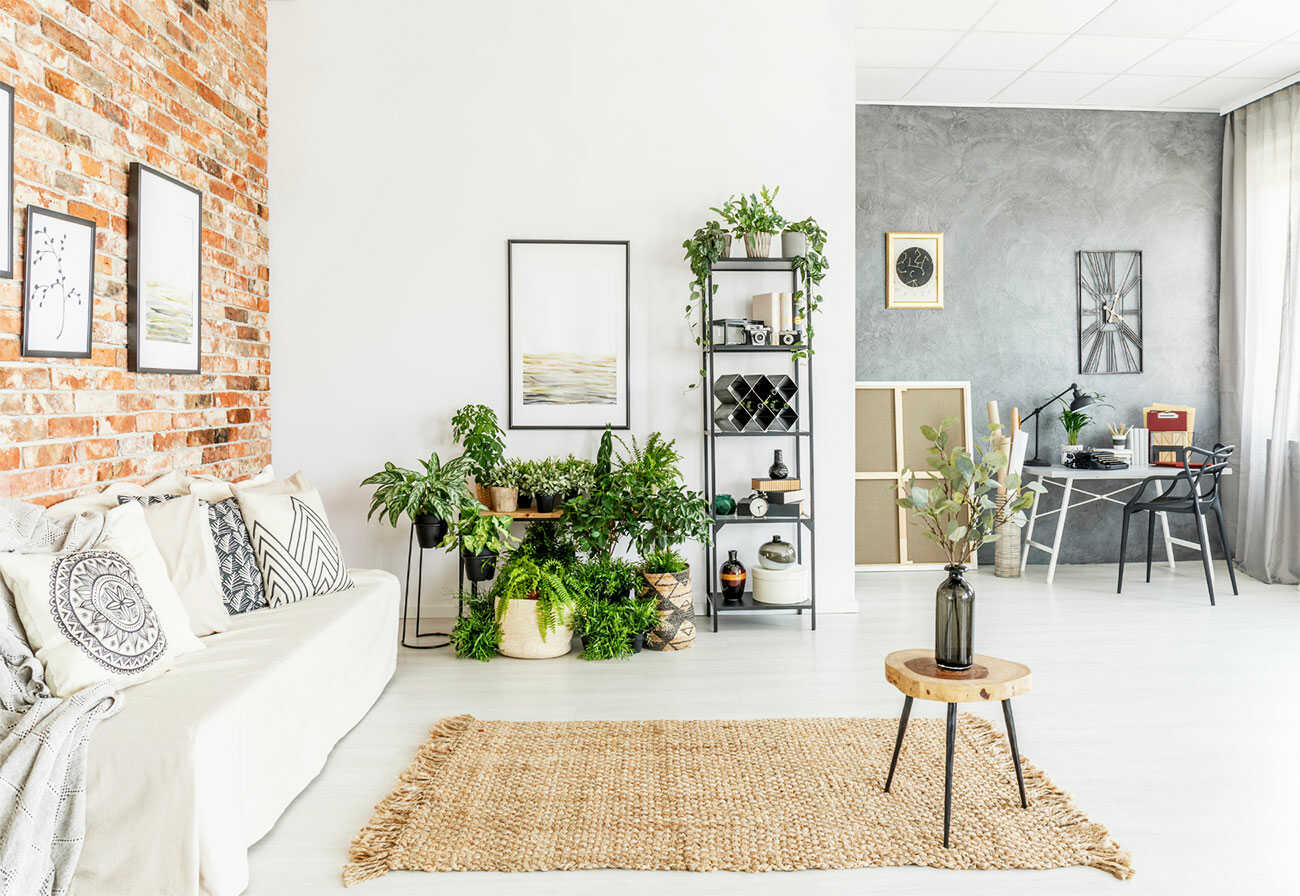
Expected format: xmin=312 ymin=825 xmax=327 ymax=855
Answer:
xmin=529 ymin=458 xmax=565 ymax=513
xmin=360 ymin=451 xmax=472 ymax=548
xmin=451 ymin=403 xmax=506 ymax=503
xmin=444 ymin=503 xmax=517 ymax=582
xmin=515 ymin=459 xmax=536 ymax=510
xmin=1058 ymin=392 xmax=1108 ymax=446
xmin=482 ymin=458 xmax=522 ymax=513
xmin=560 ymin=455 xmax=594 ymax=500
xmin=896 ymin=418 xmax=1045 ymax=670
xmin=450 ymin=592 xmax=500 ymax=661
xmin=571 ymin=555 xmax=641 ymax=602
xmin=712 ymin=185 xmax=785 ymax=258
xmin=491 ymin=554 xmax=578 ymax=659
xmin=682 ymin=220 xmax=730 ymax=365
xmin=574 ymin=588 xmax=660 ymax=660
xmin=784 ymin=216 xmax=828 ymax=360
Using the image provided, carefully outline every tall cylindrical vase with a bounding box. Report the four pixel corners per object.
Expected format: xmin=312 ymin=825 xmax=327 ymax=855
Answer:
xmin=935 ymin=564 xmax=974 ymax=670
xmin=994 ymin=518 xmax=1021 ymax=577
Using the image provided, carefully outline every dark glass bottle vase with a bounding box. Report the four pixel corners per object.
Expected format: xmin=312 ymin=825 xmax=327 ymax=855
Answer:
xmin=935 ymin=564 xmax=974 ymax=670
xmin=720 ymin=550 xmax=747 ymax=603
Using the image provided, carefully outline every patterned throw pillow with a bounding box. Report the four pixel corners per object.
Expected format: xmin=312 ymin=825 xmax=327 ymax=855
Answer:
xmin=234 ymin=485 xmax=352 ymax=608
xmin=0 ymin=502 xmax=204 ymax=696
xmin=207 ymin=498 xmax=269 ymax=614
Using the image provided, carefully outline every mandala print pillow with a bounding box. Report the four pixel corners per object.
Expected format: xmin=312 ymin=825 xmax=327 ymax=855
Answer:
xmin=233 ymin=484 xmax=352 ymax=607
xmin=0 ymin=502 xmax=204 ymax=697
xmin=207 ymin=498 xmax=268 ymax=614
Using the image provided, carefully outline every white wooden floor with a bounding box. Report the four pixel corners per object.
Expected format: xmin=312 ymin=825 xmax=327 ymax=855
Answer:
xmin=247 ymin=561 xmax=1299 ymax=896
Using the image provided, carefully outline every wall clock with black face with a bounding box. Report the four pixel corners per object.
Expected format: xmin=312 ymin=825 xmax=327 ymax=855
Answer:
xmin=886 ymin=232 xmax=943 ymax=309
xmin=1077 ymin=250 xmax=1142 ymax=374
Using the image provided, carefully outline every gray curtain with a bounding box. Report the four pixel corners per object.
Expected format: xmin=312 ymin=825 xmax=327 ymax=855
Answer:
xmin=1219 ymin=83 xmax=1300 ymax=584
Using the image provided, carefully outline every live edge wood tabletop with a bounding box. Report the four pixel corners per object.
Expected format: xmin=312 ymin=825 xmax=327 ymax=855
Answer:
xmin=882 ymin=649 xmax=1033 ymax=848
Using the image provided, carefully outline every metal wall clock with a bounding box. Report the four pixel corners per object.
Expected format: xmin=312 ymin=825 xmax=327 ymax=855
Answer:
xmin=1077 ymin=250 xmax=1142 ymax=374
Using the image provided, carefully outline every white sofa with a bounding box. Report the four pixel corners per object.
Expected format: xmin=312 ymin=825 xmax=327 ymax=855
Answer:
xmin=72 ymin=569 xmax=399 ymax=896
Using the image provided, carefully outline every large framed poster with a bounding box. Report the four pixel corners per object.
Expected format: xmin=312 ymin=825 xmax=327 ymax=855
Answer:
xmin=1 ymin=80 xmax=13 ymax=278
xmin=507 ymin=239 xmax=630 ymax=430
xmin=129 ymin=162 xmax=202 ymax=374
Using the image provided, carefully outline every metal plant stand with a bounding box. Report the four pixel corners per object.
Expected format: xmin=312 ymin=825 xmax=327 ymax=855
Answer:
xmin=700 ymin=257 xmax=816 ymax=631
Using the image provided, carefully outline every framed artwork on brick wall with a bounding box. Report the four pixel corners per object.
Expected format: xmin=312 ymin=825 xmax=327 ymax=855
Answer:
xmin=129 ymin=163 xmax=202 ymax=374
xmin=1 ymin=80 xmax=13 ymax=279
xmin=507 ymin=239 xmax=630 ymax=430
xmin=21 ymin=206 xmax=95 ymax=358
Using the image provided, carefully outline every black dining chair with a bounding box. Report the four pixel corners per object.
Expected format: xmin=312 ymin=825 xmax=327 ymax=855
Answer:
xmin=1117 ymin=443 xmax=1238 ymax=605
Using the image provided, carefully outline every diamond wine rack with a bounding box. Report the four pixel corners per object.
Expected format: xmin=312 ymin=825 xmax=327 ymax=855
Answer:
xmin=712 ymin=373 xmax=799 ymax=433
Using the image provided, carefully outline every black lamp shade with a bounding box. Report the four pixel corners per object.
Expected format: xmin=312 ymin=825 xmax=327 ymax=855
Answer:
xmin=1068 ymin=388 xmax=1098 ymax=412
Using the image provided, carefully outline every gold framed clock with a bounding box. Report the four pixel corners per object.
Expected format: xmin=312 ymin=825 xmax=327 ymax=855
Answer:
xmin=1077 ymin=249 xmax=1142 ymax=375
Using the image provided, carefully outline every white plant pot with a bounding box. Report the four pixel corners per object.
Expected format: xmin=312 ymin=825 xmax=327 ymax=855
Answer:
xmin=781 ymin=230 xmax=807 ymax=257
xmin=497 ymin=597 xmax=573 ymax=659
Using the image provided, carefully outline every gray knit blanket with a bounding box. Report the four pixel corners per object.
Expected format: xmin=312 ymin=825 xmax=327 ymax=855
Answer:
xmin=0 ymin=499 xmax=119 ymax=896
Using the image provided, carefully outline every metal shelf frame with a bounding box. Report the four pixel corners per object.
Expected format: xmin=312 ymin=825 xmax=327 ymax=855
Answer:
xmin=700 ymin=258 xmax=816 ymax=632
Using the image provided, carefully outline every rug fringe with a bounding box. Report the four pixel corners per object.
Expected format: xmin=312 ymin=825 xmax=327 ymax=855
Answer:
xmin=342 ymin=713 xmax=476 ymax=887
xmin=959 ymin=714 xmax=1135 ymax=880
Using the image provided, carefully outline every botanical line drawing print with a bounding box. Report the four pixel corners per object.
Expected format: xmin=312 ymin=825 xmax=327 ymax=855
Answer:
xmin=29 ymin=223 xmax=85 ymax=339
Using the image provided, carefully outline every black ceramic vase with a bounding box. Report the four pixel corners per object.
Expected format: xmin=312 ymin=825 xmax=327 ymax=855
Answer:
xmin=935 ymin=564 xmax=974 ymax=670
xmin=720 ymin=550 xmax=747 ymax=602
xmin=769 ymin=450 xmax=788 ymax=480
xmin=413 ymin=513 xmax=448 ymax=549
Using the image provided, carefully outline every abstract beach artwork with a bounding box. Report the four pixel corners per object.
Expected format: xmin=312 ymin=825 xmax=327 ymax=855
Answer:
xmin=22 ymin=206 xmax=96 ymax=359
xmin=129 ymin=163 xmax=202 ymax=373
xmin=508 ymin=241 xmax=629 ymax=429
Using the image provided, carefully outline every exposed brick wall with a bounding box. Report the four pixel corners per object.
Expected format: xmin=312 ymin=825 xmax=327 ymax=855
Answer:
xmin=0 ymin=0 xmax=269 ymax=505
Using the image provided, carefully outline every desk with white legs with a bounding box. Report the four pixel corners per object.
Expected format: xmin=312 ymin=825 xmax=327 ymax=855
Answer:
xmin=1019 ymin=465 xmax=1230 ymax=584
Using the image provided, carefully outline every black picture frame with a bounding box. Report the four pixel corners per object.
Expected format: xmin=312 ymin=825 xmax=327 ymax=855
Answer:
xmin=21 ymin=205 xmax=95 ymax=359
xmin=1 ymin=80 xmax=14 ymax=279
xmin=128 ymin=162 xmax=203 ymax=374
xmin=1077 ymin=249 xmax=1143 ymax=375
xmin=507 ymin=239 xmax=631 ymax=430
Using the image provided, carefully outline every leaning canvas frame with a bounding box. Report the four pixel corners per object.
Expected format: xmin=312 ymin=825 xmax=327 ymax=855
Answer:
xmin=0 ymin=81 xmax=12 ymax=279
xmin=21 ymin=206 xmax=96 ymax=359
xmin=885 ymin=232 xmax=944 ymax=310
xmin=507 ymin=239 xmax=630 ymax=430
xmin=129 ymin=162 xmax=202 ymax=374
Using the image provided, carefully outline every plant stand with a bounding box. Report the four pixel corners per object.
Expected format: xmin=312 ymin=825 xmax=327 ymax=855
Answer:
xmin=701 ymin=257 xmax=816 ymax=631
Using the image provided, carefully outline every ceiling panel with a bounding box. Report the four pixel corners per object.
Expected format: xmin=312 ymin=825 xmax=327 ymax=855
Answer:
xmin=854 ymin=0 xmax=1300 ymax=111
xmin=905 ymin=69 xmax=1022 ymax=103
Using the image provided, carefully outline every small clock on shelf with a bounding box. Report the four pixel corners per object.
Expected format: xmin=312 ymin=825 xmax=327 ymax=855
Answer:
xmin=1077 ymin=249 xmax=1142 ymax=374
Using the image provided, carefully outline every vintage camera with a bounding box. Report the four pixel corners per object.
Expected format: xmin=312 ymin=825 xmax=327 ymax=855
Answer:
xmin=742 ymin=322 xmax=771 ymax=346
xmin=778 ymin=328 xmax=802 ymax=346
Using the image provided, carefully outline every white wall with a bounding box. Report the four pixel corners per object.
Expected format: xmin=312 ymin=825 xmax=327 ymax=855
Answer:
xmin=268 ymin=0 xmax=857 ymax=613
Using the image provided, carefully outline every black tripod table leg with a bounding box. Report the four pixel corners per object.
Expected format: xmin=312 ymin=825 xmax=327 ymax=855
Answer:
xmin=884 ymin=695 xmax=913 ymax=793
xmin=943 ymin=702 xmax=956 ymax=848
xmin=1002 ymin=699 xmax=1028 ymax=808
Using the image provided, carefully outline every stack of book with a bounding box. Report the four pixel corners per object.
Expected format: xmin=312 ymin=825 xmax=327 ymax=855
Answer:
xmin=751 ymin=477 xmax=806 ymax=518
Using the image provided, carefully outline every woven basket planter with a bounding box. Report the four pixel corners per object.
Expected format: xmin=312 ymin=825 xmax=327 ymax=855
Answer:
xmin=496 ymin=597 xmax=573 ymax=659
xmin=641 ymin=568 xmax=695 ymax=651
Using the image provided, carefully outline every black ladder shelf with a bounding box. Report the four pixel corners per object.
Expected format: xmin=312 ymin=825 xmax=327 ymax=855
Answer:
xmin=700 ymin=257 xmax=816 ymax=631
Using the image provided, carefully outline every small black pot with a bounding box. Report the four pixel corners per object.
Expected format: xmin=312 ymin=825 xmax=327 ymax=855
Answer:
xmin=463 ymin=548 xmax=498 ymax=582
xmin=534 ymin=492 xmax=559 ymax=513
xmin=627 ymin=632 xmax=645 ymax=653
xmin=413 ymin=514 xmax=448 ymax=549
xmin=518 ymin=492 xmax=533 ymax=510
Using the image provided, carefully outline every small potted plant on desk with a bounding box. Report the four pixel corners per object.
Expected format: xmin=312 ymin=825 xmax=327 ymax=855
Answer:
xmin=451 ymin=403 xmax=506 ymax=505
xmin=444 ymin=500 xmax=517 ymax=582
xmin=359 ymin=451 xmax=472 ymax=549
xmin=897 ymin=418 xmax=1045 ymax=671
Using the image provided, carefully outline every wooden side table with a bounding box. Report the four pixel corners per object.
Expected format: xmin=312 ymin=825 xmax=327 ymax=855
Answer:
xmin=883 ymin=648 xmax=1033 ymax=848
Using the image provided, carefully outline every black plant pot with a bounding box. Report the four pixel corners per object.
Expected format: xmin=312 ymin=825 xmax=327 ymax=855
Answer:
xmin=518 ymin=492 xmax=533 ymax=510
xmin=534 ymin=492 xmax=559 ymax=513
xmin=628 ymin=632 xmax=645 ymax=653
xmin=413 ymin=514 xmax=448 ymax=549
xmin=463 ymin=548 xmax=498 ymax=582
xmin=935 ymin=564 xmax=974 ymax=670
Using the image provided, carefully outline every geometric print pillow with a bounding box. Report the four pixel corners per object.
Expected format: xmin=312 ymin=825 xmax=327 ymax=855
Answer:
xmin=233 ymin=487 xmax=352 ymax=608
xmin=207 ymin=498 xmax=269 ymax=615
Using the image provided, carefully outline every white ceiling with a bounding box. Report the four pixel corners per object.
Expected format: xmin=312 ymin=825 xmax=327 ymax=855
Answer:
xmin=855 ymin=0 xmax=1300 ymax=113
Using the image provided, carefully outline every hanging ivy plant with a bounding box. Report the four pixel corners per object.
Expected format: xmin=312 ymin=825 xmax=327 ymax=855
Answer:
xmin=681 ymin=190 xmax=829 ymax=384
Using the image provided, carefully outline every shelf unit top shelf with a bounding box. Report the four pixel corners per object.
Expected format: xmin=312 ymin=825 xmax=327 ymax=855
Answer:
xmin=710 ymin=257 xmax=798 ymax=272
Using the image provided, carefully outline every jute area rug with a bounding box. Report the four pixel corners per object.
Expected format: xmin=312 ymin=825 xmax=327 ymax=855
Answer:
xmin=343 ymin=714 xmax=1132 ymax=885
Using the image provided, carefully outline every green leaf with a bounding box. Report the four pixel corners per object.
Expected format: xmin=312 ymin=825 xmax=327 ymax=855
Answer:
xmin=919 ymin=424 xmax=938 ymax=441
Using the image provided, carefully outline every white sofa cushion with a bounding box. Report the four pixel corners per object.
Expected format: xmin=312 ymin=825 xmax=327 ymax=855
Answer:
xmin=118 ymin=494 xmax=230 ymax=637
xmin=74 ymin=569 xmax=399 ymax=896
xmin=0 ymin=502 xmax=204 ymax=697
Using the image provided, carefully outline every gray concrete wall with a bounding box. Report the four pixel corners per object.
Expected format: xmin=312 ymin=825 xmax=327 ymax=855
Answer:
xmin=855 ymin=105 xmax=1223 ymax=564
